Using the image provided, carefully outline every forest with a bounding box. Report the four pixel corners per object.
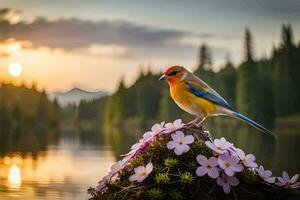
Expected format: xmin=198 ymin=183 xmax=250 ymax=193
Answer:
xmin=0 ymin=83 xmax=61 ymax=152
xmin=77 ymin=24 xmax=300 ymax=133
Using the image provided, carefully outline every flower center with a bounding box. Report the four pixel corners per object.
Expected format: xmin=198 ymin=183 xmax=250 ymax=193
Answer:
xmin=139 ymin=172 xmax=146 ymax=177
xmin=178 ymin=139 xmax=184 ymax=145
xmin=217 ymin=146 xmax=223 ymax=150
xmin=225 ymin=161 xmax=231 ymax=168
xmin=207 ymin=164 xmax=212 ymax=169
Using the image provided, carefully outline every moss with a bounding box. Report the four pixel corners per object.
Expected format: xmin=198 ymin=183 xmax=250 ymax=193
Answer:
xmin=92 ymin=127 xmax=300 ymax=200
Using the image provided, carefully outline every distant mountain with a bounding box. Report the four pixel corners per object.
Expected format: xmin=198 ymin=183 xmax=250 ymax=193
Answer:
xmin=48 ymin=87 xmax=109 ymax=107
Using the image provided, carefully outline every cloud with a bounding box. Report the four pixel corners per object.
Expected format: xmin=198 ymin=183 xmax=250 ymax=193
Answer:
xmin=0 ymin=8 xmax=21 ymax=24
xmin=0 ymin=8 xmax=212 ymax=51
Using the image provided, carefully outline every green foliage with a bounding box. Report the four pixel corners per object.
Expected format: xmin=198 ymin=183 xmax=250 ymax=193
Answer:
xmin=155 ymin=172 xmax=170 ymax=184
xmin=164 ymin=158 xmax=179 ymax=168
xmin=147 ymin=188 xmax=164 ymax=199
xmin=179 ymin=171 xmax=194 ymax=184
xmin=273 ymin=24 xmax=299 ymax=116
xmin=0 ymin=83 xmax=61 ymax=152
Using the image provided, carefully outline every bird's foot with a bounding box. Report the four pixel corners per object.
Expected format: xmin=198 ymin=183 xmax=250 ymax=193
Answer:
xmin=184 ymin=122 xmax=198 ymax=129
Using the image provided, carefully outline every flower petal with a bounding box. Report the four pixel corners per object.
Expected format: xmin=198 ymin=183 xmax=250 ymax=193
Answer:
xmin=145 ymin=163 xmax=153 ymax=174
xmin=196 ymin=155 xmax=208 ymax=166
xmin=225 ymin=168 xmax=234 ymax=176
xmin=228 ymin=176 xmax=239 ymax=186
xmin=223 ymin=183 xmax=231 ymax=194
xmin=282 ymin=171 xmax=290 ymax=182
xmin=266 ymin=177 xmax=276 ymax=183
xmin=277 ymin=177 xmax=285 ymax=184
xmin=236 ymin=148 xmax=245 ymax=159
xmin=245 ymin=154 xmax=256 ymax=162
xmin=196 ymin=166 xmax=208 ymax=177
xmin=245 ymin=161 xmax=258 ymax=168
xmin=290 ymin=182 xmax=300 ymax=189
xmin=208 ymin=167 xmax=220 ymax=179
xmin=217 ymin=177 xmax=225 ymax=186
xmin=129 ymin=174 xmax=139 ymax=182
xmin=232 ymin=163 xmax=244 ymax=172
xmin=171 ymin=131 xmax=184 ymax=142
xmin=136 ymin=176 xmax=147 ymax=183
xmin=262 ymin=170 xmax=272 ymax=178
xmin=182 ymin=144 xmax=190 ymax=153
xmin=134 ymin=166 xmax=145 ymax=174
xmin=184 ymin=135 xmax=194 ymax=144
xmin=208 ymin=157 xmax=218 ymax=167
xmin=174 ymin=145 xmax=185 ymax=155
xmin=167 ymin=141 xmax=176 ymax=150
xmin=290 ymin=174 xmax=299 ymax=184
xmin=205 ymin=141 xmax=217 ymax=151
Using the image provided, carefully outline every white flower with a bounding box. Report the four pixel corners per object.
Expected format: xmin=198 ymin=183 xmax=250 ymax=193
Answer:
xmin=130 ymin=139 xmax=144 ymax=151
xmin=196 ymin=155 xmax=220 ymax=179
xmin=205 ymin=137 xmax=233 ymax=154
xmin=164 ymin=119 xmax=184 ymax=133
xmin=92 ymin=175 xmax=110 ymax=193
xmin=257 ymin=166 xmax=276 ymax=183
xmin=276 ymin=171 xmax=300 ymax=189
xmin=131 ymin=122 xmax=165 ymax=151
xmin=235 ymin=148 xmax=258 ymax=168
xmin=143 ymin=122 xmax=165 ymax=140
xmin=218 ymin=153 xmax=243 ymax=176
xmin=167 ymin=131 xmax=194 ymax=155
xmin=109 ymin=160 xmax=125 ymax=182
xmin=217 ymin=174 xmax=239 ymax=194
xmin=129 ymin=163 xmax=153 ymax=183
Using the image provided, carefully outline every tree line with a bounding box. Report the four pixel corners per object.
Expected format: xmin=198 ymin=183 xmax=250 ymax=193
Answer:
xmin=0 ymin=83 xmax=61 ymax=152
xmin=78 ymin=24 xmax=300 ymax=132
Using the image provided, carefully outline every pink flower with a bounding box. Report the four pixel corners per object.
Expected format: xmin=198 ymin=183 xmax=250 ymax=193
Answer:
xmin=164 ymin=119 xmax=184 ymax=133
xmin=217 ymin=174 xmax=239 ymax=194
xmin=218 ymin=154 xmax=243 ymax=176
xmin=129 ymin=163 xmax=153 ymax=183
xmin=89 ymin=175 xmax=110 ymax=194
xmin=276 ymin=171 xmax=300 ymax=189
xmin=205 ymin=137 xmax=233 ymax=154
xmin=196 ymin=155 xmax=220 ymax=179
xmin=257 ymin=166 xmax=276 ymax=183
xmin=131 ymin=122 xmax=165 ymax=151
xmin=235 ymin=148 xmax=258 ymax=168
xmin=130 ymin=139 xmax=144 ymax=151
xmin=143 ymin=122 xmax=165 ymax=139
xmin=109 ymin=159 xmax=126 ymax=181
xmin=167 ymin=131 xmax=194 ymax=155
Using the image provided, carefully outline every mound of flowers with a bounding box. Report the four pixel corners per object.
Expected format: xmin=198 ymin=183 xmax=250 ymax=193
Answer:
xmin=88 ymin=119 xmax=300 ymax=200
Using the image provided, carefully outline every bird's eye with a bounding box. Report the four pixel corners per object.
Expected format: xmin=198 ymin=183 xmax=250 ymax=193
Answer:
xmin=168 ymin=71 xmax=178 ymax=76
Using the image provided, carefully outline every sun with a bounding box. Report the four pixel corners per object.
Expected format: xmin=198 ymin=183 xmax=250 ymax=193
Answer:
xmin=8 ymin=62 xmax=23 ymax=77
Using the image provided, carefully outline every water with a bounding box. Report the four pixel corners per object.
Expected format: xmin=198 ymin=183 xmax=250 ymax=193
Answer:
xmin=0 ymin=119 xmax=300 ymax=199
xmin=0 ymin=131 xmax=116 ymax=200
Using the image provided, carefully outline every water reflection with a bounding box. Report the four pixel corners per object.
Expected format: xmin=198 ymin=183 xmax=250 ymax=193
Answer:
xmin=8 ymin=164 xmax=21 ymax=189
xmin=0 ymin=128 xmax=115 ymax=200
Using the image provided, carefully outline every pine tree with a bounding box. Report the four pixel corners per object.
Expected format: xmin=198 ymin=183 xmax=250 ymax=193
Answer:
xmin=236 ymin=28 xmax=259 ymax=119
xmin=273 ymin=24 xmax=297 ymax=115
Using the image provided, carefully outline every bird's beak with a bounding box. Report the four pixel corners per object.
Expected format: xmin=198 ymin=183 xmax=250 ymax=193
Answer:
xmin=159 ymin=74 xmax=166 ymax=81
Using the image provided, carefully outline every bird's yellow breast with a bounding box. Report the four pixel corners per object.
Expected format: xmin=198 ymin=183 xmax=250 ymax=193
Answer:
xmin=170 ymin=82 xmax=216 ymax=116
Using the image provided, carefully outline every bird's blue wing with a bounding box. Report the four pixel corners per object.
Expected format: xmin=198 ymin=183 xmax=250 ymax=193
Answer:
xmin=185 ymin=82 xmax=234 ymax=111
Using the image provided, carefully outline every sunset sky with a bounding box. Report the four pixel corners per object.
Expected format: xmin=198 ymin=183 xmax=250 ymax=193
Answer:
xmin=0 ymin=0 xmax=299 ymax=92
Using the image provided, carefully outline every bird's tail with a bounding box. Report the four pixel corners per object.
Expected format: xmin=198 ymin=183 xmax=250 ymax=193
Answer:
xmin=222 ymin=109 xmax=275 ymax=137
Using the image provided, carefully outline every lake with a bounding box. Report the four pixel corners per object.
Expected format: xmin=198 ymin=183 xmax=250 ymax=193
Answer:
xmin=0 ymin=118 xmax=300 ymax=199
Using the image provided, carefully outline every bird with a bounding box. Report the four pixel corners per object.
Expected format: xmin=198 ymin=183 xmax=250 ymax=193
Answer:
xmin=159 ymin=65 xmax=274 ymax=136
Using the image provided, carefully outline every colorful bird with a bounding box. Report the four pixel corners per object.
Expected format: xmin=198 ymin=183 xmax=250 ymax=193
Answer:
xmin=159 ymin=65 xmax=273 ymax=135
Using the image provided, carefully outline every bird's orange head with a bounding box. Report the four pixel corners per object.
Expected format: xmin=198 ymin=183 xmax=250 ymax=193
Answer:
xmin=159 ymin=65 xmax=188 ymax=85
